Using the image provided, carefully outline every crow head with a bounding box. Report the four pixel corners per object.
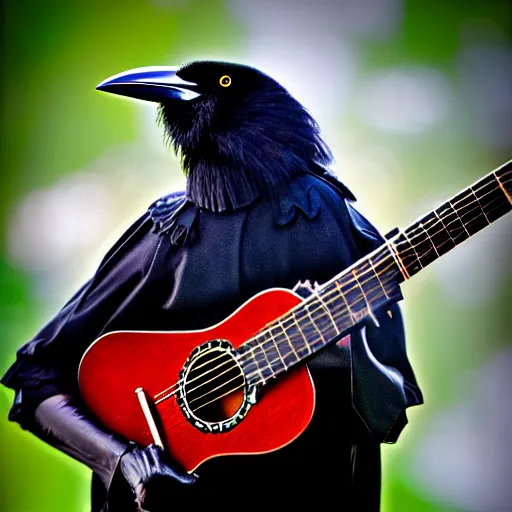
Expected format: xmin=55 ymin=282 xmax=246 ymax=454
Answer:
xmin=97 ymin=61 xmax=337 ymax=210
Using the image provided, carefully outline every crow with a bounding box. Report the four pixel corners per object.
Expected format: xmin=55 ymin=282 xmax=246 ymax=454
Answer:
xmin=2 ymin=61 xmax=422 ymax=512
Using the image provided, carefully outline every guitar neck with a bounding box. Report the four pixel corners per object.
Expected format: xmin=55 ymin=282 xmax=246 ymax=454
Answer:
xmin=393 ymin=161 xmax=512 ymax=278
xmin=238 ymin=161 xmax=512 ymax=385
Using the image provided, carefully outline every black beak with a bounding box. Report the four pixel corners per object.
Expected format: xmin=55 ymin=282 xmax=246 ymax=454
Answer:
xmin=96 ymin=66 xmax=201 ymax=103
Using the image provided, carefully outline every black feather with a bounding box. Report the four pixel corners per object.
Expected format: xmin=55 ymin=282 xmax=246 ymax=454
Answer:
xmin=157 ymin=61 xmax=355 ymax=211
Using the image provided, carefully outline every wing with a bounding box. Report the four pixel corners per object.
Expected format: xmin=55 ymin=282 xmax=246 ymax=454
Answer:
xmin=1 ymin=192 xmax=188 ymax=429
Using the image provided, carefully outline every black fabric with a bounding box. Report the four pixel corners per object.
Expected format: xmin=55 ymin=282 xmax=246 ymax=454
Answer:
xmin=2 ymin=173 xmax=422 ymax=511
xmin=118 ymin=443 xmax=197 ymax=511
xmin=33 ymin=395 xmax=129 ymax=490
xmin=158 ymin=62 xmax=336 ymax=213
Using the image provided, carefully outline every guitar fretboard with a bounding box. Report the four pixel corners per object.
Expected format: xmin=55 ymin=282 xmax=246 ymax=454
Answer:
xmin=237 ymin=161 xmax=512 ymax=385
xmin=395 ymin=165 xmax=512 ymax=277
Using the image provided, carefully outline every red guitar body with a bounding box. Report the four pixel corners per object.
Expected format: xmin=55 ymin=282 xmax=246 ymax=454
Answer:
xmin=79 ymin=288 xmax=315 ymax=473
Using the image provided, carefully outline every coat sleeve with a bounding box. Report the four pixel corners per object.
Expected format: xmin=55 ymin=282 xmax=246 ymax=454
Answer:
xmin=1 ymin=211 xmax=161 ymax=430
xmin=346 ymin=203 xmax=423 ymax=443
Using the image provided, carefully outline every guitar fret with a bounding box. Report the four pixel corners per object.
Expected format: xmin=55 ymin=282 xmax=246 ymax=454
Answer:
xmin=266 ymin=329 xmax=288 ymax=370
xmin=394 ymin=232 xmax=422 ymax=276
xmin=234 ymin=159 xmax=512 ymax=387
xmin=462 ymin=198 xmax=489 ymax=234
xmin=495 ymin=167 xmax=512 ymax=204
xmin=279 ymin=314 xmax=311 ymax=360
xmin=278 ymin=319 xmax=299 ymax=359
xmin=404 ymin=222 xmax=437 ymax=268
xmin=357 ymin=259 xmax=388 ymax=306
xmin=272 ymin=322 xmax=299 ymax=367
xmin=368 ymin=256 xmax=390 ymax=300
xmin=316 ymin=282 xmax=353 ymax=342
xmin=289 ymin=311 xmax=312 ymax=357
xmin=470 ymin=186 xmax=491 ymax=225
xmin=304 ymin=324 xmax=326 ymax=353
xmin=403 ymin=228 xmax=425 ymax=269
xmin=237 ymin=338 xmax=274 ymax=384
xmin=351 ymin=268 xmax=377 ymax=324
xmin=419 ymin=221 xmax=440 ymax=257
xmin=484 ymin=199 xmax=512 ymax=220
xmin=293 ymin=308 xmax=324 ymax=353
xmin=337 ymin=274 xmax=368 ymax=324
xmin=436 ymin=203 xmax=468 ymax=244
xmin=334 ymin=280 xmax=357 ymax=325
xmin=252 ymin=359 xmax=266 ymax=383
xmin=303 ymin=301 xmax=328 ymax=345
xmin=238 ymin=351 xmax=264 ymax=384
xmin=449 ymin=198 xmax=472 ymax=237
xmin=241 ymin=359 xmax=260 ymax=383
xmin=313 ymin=308 xmax=340 ymax=344
xmin=251 ymin=343 xmax=274 ymax=382
xmin=433 ymin=209 xmax=457 ymax=249
xmin=410 ymin=212 xmax=453 ymax=259
xmin=315 ymin=294 xmax=340 ymax=336
xmin=385 ymin=236 xmax=410 ymax=281
xmin=429 ymin=214 xmax=452 ymax=251
xmin=476 ymin=177 xmax=511 ymax=222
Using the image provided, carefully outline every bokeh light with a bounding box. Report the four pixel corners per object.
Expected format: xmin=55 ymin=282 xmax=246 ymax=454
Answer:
xmin=1 ymin=1 xmax=511 ymax=511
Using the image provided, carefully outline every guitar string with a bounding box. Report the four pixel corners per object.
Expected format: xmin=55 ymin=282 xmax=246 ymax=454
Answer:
xmin=173 ymin=172 xmax=511 ymax=409
xmin=253 ymin=178 xmax=507 ymax=338
xmin=187 ymin=373 xmax=243 ymax=407
xmin=163 ymin=198 xmax=507 ymax=412
xmin=157 ymin=233 xmax=407 ymax=402
xmin=154 ymin=179 xmax=504 ymax=398
xmin=156 ymin=264 xmax=394 ymax=404
xmin=156 ymin=165 xmax=504 ymax=400
xmin=153 ymin=177 xmax=506 ymax=398
xmin=158 ymin=195 xmax=507 ymax=408
xmin=155 ymin=245 xmax=401 ymax=403
xmin=385 ymin=190 xmax=495 ymax=263
xmin=188 ymin=185 xmax=506 ymax=412
xmin=154 ymin=352 xmax=233 ymax=399
xmin=152 ymin=183 xmax=508 ymax=405
xmin=153 ymin=185 xmax=508 ymax=404
xmin=241 ymin=193 xmax=507 ymax=383
xmin=227 ymin=184 xmax=505 ymax=378
xmin=153 ymin=253 xmax=396 ymax=404
xmin=183 ymin=195 xmax=510 ymax=410
xmin=155 ymin=187 xmax=507 ymax=406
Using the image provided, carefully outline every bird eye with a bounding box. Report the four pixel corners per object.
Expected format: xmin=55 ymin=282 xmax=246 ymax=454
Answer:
xmin=219 ymin=75 xmax=231 ymax=87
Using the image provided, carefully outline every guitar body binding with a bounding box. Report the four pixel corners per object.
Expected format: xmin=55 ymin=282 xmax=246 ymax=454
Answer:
xmin=79 ymin=288 xmax=316 ymax=473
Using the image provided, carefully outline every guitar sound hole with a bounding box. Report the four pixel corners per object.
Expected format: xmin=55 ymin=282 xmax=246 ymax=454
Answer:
xmin=183 ymin=348 xmax=245 ymax=423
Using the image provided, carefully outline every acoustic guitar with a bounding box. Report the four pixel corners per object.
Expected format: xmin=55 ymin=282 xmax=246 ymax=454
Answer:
xmin=79 ymin=160 xmax=512 ymax=473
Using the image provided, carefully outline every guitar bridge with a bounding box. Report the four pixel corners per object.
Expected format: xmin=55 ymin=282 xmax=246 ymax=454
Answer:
xmin=135 ymin=387 xmax=165 ymax=449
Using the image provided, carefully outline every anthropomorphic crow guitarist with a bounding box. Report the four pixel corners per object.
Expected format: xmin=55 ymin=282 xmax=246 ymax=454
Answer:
xmin=2 ymin=61 xmax=423 ymax=511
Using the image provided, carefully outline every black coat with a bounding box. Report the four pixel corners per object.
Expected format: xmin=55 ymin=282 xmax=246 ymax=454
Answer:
xmin=2 ymin=173 xmax=422 ymax=510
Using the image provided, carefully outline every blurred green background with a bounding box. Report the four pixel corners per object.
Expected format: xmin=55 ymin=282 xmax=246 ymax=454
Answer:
xmin=1 ymin=1 xmax=511 ymax=511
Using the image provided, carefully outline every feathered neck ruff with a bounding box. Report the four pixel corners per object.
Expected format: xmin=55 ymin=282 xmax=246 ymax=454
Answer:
xmin=157 ymin=85 xmax=333 ymax=212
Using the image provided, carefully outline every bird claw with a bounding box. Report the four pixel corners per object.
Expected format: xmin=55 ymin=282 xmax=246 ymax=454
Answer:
xmin=293 ymin=279 xmax=321 ymax=299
